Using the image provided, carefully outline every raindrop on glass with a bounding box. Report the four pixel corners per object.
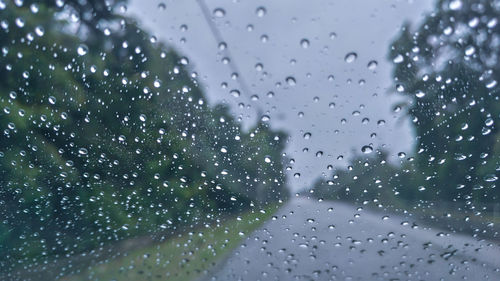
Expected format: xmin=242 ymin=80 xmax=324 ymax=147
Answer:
xmin=213 ymin=8 xmax=225 ymax=18
xmin=367 ymin=60 xmax=378 ymax=71
xmin=48 ymin=96 xmax=56 ymax=105
xmin=256 ymin=6 xmax=266 ymax=17
xmin=77 ymin=44 xmax=88 ymax=56
xmin=286 ymin=76 xmax=296 ymax=86
xmin=344 ymin=52 xmax=357 ymax=63
xmin=300 ymin=39 xmax=310 ymax=49
xmin=361 ymin=145 xmax=373 ymax=154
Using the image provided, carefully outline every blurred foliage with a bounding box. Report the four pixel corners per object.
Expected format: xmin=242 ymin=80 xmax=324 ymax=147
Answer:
xmin=314 ymin=0 xmax=499 ymax=206
xmin=311 ymin=151 xmax=421 ymax=207
xmin=0 ymin=0 xmax=287 ymax=272
xmin=61 ymin=204 xmax=280 ymax=281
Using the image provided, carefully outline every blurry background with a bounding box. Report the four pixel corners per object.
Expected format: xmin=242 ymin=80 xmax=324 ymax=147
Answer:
xmin=2 ymin=0 xmax=500 ymax=280
xmin=128 ymin=0 xmax=434 ymax=192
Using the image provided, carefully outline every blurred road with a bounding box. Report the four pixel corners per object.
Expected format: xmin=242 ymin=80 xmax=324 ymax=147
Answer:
xmin=207 ymin=197 xmax=500 ymax=280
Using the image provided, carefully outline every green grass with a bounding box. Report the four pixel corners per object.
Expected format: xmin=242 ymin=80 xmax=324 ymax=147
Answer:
xmin=62 ymin=204 xmax=280 ymax=281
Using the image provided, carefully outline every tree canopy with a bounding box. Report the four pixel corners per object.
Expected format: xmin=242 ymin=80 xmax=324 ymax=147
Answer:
xmin=0 ymin=0 xmax=288 ymax=271
xmin=314 ymin=0 xmax=499 ymax=206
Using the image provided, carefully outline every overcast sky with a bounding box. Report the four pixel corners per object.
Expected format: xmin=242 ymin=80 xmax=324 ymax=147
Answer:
xmin=128 ymin=0 xmax=434 ymax=192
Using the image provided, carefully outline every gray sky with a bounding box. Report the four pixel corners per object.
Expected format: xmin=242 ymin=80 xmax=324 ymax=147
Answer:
xmin=128 ymin=0 xmax=434 ymax=192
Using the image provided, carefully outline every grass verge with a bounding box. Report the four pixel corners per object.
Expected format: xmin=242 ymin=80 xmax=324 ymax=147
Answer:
xmin=61 ymin=204 xmax=280 ymax=281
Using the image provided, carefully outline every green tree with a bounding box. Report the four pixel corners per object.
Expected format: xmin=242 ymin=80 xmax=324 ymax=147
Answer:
xmin=389 ymin=0 xmax=500 ymax=204
xmin=312 ymin=151 xmax=422 ymax=206
xmin=0 ymin=0 xmax=288 ymax=271
xmin=315 ymin=0 xmax=499 ymax=207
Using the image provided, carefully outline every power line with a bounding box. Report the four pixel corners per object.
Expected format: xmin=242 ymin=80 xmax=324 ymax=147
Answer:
xmin=195 ymin=0 xmax=253 ymax=99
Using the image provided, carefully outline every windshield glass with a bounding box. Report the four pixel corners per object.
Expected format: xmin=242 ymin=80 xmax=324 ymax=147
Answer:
xmin=1 ymin=0 xmax=499 ymax=280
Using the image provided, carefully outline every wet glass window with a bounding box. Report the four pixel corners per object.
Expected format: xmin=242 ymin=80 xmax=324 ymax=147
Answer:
xmin=1 ymin=0 xmax=499 ymax=280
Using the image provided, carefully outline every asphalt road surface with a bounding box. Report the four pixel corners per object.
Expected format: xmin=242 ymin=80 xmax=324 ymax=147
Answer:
xmin=207 ymin=197 xmax=500 ymax=281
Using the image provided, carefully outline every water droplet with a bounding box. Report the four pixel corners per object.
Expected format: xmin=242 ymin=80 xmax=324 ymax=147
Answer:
xmin=264 ymin=156 xmax=271 ymax=163
xmin=303 ymin=132 xmax=311 ymax=139
xmin=367 ymin=60 xmax=378 ymax=71
xmin=484 ymin=174 xmax=498 ymax=182
xmin=213 ymin=8 xmax=225 ymax=18
xmin=78 ymin=148 xmax=88 ymax=155
xmin=486 ymin=80 xmax=497 ymax=88
xmin=344 ymin=52 xmax=357 ymax=63
xmin=261 ymin=115 xmax=270 ymax=122
xmin=35 ymin=26 xmax=44 ymax=36
xmin=393 ymin=54 xmax=404 ymax=64
xmin=482 ymin=127 xmax=491 ymax=135
xmin=286 ymin=76 xmax=296 ymax=86
xmin=77 ymin=44 xmax=88 ymax=56
xmin=415 ymin=90 xmax=426 ymax=98
xmin=48 ymin=96 xmax=56 ymax=105
xmin=218 ymin=42 xmax=227 ymax=50
xmin=361 ymin=145 xmax=373 ymax=154
xmin=30 ymin=3 xmax=39 ymax=13
xmin=300 ymin=39 xmax=310 ymax=49
xmin=396 ymin=84 xmax=405 ymax=92
xmin=449 ymin=0 xmax=462 ymax=10
xmin=230 ymin=89 xmax=240 ymax=97
xmin=256 ymin=6 xmax=266 ymax=17
xmin=15 ymin=17 xmax=25 ymax=28
xmin=465 ymin=46 xmax=475 ymax=56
